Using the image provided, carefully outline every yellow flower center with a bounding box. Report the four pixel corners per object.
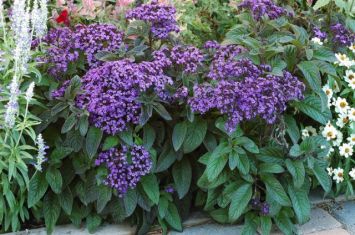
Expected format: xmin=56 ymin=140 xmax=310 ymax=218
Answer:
xmin=338 ymin=172 xmax=343 ymax=177
xmin=327 ymin=131 xmax=334 ymax=137
xmin=326 ymin=90 xmax=331 ymax=95
xmin=340 ymin=55 xmax=347 ymax=60
xmin=340 ymin=102 xmax=347 ymax=108
xmin=349 ymin=74 xmax=354 ymax=80
xmin=345 ymin=148 xmax=350 ymax=153
xmin=343 ymin=117 xmax=349 ymax=123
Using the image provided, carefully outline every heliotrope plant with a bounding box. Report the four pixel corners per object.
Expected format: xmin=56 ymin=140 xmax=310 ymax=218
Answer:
xmin=0 ymin=0 xmax=353 ymax=234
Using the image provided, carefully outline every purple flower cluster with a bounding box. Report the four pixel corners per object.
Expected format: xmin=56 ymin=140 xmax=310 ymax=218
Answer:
xmin=40 ymin=27 xmax=78 ymax=76
xmin=330 ymin=23 xmax=355 ymax=46
xmin=126 ymin=0 xmax=179 ymax=39
xmin=73 ymin=24 xmax=124 ymax=67
xmin=313 ymin=27 xmax=327 ymax=40
xmin=170 ymin=45 xmax=204 ymax=73
xmin=189 ymin=68 xmax=305 ymax=132
xmin=206 ymin=43 xmax=268 ymax=80
xmin=74 ymin=58 xmax=172 ymax=135
xmin=238 ymin=0 xmax=290 ymax=21
xmin=250 ymin=199 xmax=270 ymax=215
xmin=40 ymin=24 xmax=124 ymax=77
xmin=95 ymin=145 xmax=152 ymax=197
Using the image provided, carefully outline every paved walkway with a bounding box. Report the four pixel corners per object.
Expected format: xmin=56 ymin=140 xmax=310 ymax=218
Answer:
xmin=6 ymin=197 xmax=355 ymax=235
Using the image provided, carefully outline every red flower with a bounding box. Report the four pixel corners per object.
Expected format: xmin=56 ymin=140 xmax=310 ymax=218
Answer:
xmin=56 ymin=10 xmax=70 ymax=26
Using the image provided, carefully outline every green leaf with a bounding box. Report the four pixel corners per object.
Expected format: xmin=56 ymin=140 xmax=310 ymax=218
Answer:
xmin=284 ymin=115 xmax=300 ymax=144
xmin=235 ymin=152 xmax=250 ymax=175
xmin=155 ymin=148 xmax=177 ymax=172
xmin=210 ymin=208 xmax=229 ymax=223
xmin=259 ymin=163 xmax=284 ymax=174
xmin=287 ymin=185 xmax=310 ymax=224
xmin=58 ymin=188 xmax=73 ymax=215
xmin=172 ymin=158 xmax=192 ymax=199
xmin=85 ymin=127 xmax=103 ymax=159
xmin=236 ymin=137 xmax=259 ymax=153
xmin=153 ymin=103 xmax=172 ymax=120
xmin=61 ymin=113 xmax=77 ymax=134
xmin=96 ymin=186 xmax=112 ymax=213
xmin=143 ymin=124 xmax=156 ymax=149
xmin=86 ymin=214 xmax=102 ymax=233
xmin=172 ymin=122 xmax=187 ymax=151
xmin=158 ymin=197 xmax=169 ymax=218
xmin=45 ymin=168 xmax=63 ymax=194
xmin=294 ymin=95 xmax=332 ymax=125
xmin=43 ymin=193 xmax=61 ymax=234
xmin=274 ymin=211 xmax=296 ymax=235
xmin=312 ymin=163 xmax=331 ymax=192
xmin=206 ymin=143 xmax=229 ymax=181
xmin=165 ymin=203 xmax=182 ymax=231
xmin=285 ymin=159 xmax=305 ymax=188
xmin=313 ymin=47 xmax=336 ymax=62
xmin=102 ymin=136 xmax=119 ymax=151
xmin=118 ymin=128 xmax=133 ymax=146
xmin=262 ymin=174 xmax=291 ymax=206
xmin=141 ymin=174 xmax=160 ymax=205
xmin=297 ymin=61 xmax=321 ymax=93
xmin=28 ymin=172 xmax=48 ymax=208
xmin=123 ymin=189 xmax=138 ymax=216
xmin=313 ymin=0 xmax=331 ymax=10
xmin=79 ymin=115 xmax=89 ymax=136
xmin=50 ymin=146 xmax=73 ymax=163
xmin=229 ymin=183 xmax=252 ymax=221
xmin=183 ymin=118 xmax=207 ymax=153
xmin=260 ymin=216 xmax=272 ymax=235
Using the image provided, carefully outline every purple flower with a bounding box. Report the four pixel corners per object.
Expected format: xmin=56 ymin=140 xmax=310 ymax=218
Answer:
xmin=260 ymin=202 xmax=270 ymax=215
xmin=126 ymin=0 xmax=179 ymax=39
xmin=238 ymin=0 xmax=290 ymax=21
xmin=165 ymin=185 xmax=175 ymax=194
xmin=38 ymin=24 xmax=124 ymax=77
xmin=313 ymin=27 xmax=327 ymax=40
xmin=73 ymin=24 xmax=124 ymax=68
xmin=330 ymin=23 xmax=355 ymax=46
xmin=189 ymin=61 xmax=305 ymax=132
xmin=170 ymin=45 xmax=204 ymax=73
xmin=96 ymin=145 xmax=152 ymax=197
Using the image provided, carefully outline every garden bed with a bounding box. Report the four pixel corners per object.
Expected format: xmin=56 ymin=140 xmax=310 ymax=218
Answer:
xmin=0 ymin=0 xmax=354 ymax=234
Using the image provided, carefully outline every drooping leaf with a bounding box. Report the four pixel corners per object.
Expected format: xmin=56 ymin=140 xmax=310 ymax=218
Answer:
xmin=172 ymin=158 xmax=192 ymax=199
xmin=183 ymin=118 xmax=207 ymax=153
xmin=85 ymin=127 xmax=103 ymax=159
xmin=228 ymin=183 xmax=252 ymax=221
xmin=172 ymin=122 xmax=187 ymax=151
xmin=28 ymin=172 xmax=48 ymax=208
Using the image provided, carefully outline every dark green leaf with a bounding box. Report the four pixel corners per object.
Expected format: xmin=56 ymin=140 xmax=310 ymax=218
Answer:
xmin=28 ymin=172 xmax=48 ymax=208
xmin=284 ymin=115 xmax=300 ymax=144
xmin=262 ymin=174 xmax=291 ymax=206
xmin=229 ymin=183 xmax=252 ymax=221
xmin=285 ymin=159 xmax=305 ymax=188
xmin=297 ymin=61 xmax=321 ymax=93
xmin=43 ymin=193 xmax=61 ymax=234
xmin=141 ymin=174 xmax=160 ymax=205
xmin=85 ymin=127 xmax=103 ymax=159
xmin=164 ymin=203 xmax=182 ymax=231
xmin=102 ymin=136 xmax=119 ymax=151
xmin=86 ymin=214 xmax=102 ymax=233
xmin=172 ymin=158 xmax=192 ymax=199
xmin=153 ymin=103 xmax=172 ymax=121
xmin=260 ymin=216 xmax=272 ymax=235
xmin=143 ymin=124 xmax=156 ymax=149
xmin=183 ymin=118 xmax=207 ymax=153
xmin=172 ymin=122 xmax=187 ymax=151
xmin=45 ymin=168 xmax=63 ymax=194
xmin=123 ymin=189 xmax=138 ymax=216
xmin=259 ymin=163 xmax=284 ymax=174
xmin=58 ymin=188 xmax=73 ymax=215
xmin=61 ymin=113 xmax=77 ymax=134
xmin=287 ymin=185 xmax=310 ymax=224
xmin=312 ymin=163 xmax=331 ymax=192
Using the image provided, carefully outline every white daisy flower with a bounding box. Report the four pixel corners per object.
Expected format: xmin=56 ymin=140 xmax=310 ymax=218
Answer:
xmin=347 ymin=134 xmax=355 ymax=146
xmin=336 ymin=113 xmax=350 ymax=128
xmin=301 ymin=126 xmax=317 ymax=139
xmin=349 ymin=44 xmax=355 ymax=54
xmin=322 ymin=122 xmax=338 ymax=141
xmin=344 ymin=70 xmax=355 ymax=83
xmin=334 ymin=97 xmax=349 ymax=114
xmin=322 ymin=84 xmax=333 ymax=98
xmin=349 ymin=168 xmax=355 ymax=180
xmin=347 ymin=78 xmax=355 ymax=89
xmin=348 ymin=108 xmax=355 ymax=122
xmin=339 ymin=143 xmax=353 ymax=158
xmin=335 ymin=53 xmax=354 ymax=68
xmin=333 ymin=167 xmax=344 ymax=184
xmin=327 ymin=167 xmax=333 ymax=176
xmin=311 ymin=37 xmax=323 ymax=45
xmin=333 ymin=131 xmax=343 ymax=147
